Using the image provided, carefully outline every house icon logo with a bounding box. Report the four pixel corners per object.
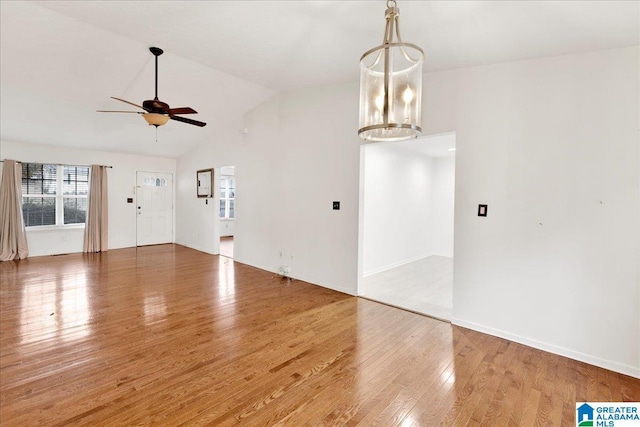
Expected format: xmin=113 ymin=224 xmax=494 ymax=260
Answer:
xmin=577 ymin=403 xmax=594 ymax=426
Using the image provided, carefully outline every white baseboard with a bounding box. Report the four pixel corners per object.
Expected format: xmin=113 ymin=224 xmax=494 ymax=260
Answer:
xmin=451 ymin=317 xmax=640 ymax=379
xmin=243 ymin=260 xmax=357 ymax=297
xmin=174 ymin=240 xmax=218 ymax=255
xmin=431 ymin=252 xmax=454 ymax=258
xmin=293 ymin=272 xmax=356 ymax=296
xmin=363 ymin=253 xmax=434 ymax=277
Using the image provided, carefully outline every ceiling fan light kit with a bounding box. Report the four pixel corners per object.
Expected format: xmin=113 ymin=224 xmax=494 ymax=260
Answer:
xmin=98 ymin=47 xmax=206 ymax=128
xmin=358 ymin=0 xmax=424 ymax=142
xmin=143 ymin=113 xmax=170 ymax=127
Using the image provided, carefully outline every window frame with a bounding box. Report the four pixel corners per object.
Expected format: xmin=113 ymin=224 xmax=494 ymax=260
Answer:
xmin=21 ymin=163 xmax=89 ymax=229
xmin=219 ymin=175 xmax=235 ymax=220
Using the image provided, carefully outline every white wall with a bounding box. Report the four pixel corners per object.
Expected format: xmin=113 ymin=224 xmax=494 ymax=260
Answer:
xmin=362 ymin=144 xmax=432 ymax=275
xmin=440 ymin=47 xmax=639 ymax=377
xmin=177 ymin=83 xmax=361 ymax=294
xmin=1 ymin=140 xmax=176 ymax=256
xmin=430 ymin=156 xmax=455 ymax=257
xmin=239 ymin=84 xmax=361 ymax=294
xmin=175 ymin=46 xmax=639 ymax=377
xmin=220 ymin=220 xmax=234 ymax=238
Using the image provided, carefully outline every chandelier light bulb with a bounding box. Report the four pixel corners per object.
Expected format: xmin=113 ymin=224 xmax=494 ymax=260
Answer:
xmin=403 ymin=85 xmax=414 ymax=104
xmin=375 ymin=93 xmax=385 ymax=111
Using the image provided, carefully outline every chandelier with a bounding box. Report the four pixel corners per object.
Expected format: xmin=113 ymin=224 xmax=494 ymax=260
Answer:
xmin=358 ymin=0 xmax=424 ymax=142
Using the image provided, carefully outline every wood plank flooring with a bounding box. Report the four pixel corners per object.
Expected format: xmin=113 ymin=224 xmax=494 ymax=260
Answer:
xmin=1 ymin=244 xmax=638 ymax=426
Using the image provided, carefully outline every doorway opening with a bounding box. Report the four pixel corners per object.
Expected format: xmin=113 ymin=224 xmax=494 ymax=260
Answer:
xmin=219 ymin=166 xmax=235 ymax=258
xmin=358 ymin=133 xmax=456 ymax=320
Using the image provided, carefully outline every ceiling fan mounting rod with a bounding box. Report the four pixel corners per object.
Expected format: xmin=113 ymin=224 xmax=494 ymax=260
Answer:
xmin=149 ymin=47 xmax=163 ymax=100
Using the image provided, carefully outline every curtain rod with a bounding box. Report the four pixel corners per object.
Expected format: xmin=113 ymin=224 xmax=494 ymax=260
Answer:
xmin=1 ymin=160 xmax=113 ymax=168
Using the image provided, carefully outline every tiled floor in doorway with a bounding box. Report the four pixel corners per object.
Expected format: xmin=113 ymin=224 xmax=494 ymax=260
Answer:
xmin=220 ymin=236 xmax=233 ymax=258
xmin=361 ymin=255 xmax=453 ymax=320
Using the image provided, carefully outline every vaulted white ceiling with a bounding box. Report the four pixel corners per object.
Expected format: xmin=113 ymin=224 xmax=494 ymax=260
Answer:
xmin=1 ymin=1 xmax=638 ymax=158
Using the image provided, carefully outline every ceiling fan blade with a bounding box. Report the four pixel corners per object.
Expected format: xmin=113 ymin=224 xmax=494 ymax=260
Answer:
xmin=168 ymin=107 xmax=198 ymax=115
xmin=111 ymin=96 xmax=144 ymax=110
xmin=170 ymin=115 xmax=207 ymax=127
xmin=97 ymin=110 xmax=143 ymax=113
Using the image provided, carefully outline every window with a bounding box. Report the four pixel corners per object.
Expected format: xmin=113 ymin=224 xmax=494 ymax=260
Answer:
xmin=22 ymin=163 xmax=89 ymax=227
xmin=143 ymin=177 xmax=167 ymax=187
xmin=219 ymin=175 xmax=235 ymax=219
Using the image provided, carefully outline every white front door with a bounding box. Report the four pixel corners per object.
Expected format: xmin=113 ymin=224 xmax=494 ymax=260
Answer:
xmin=136 ymin=171 xmax=173 ymax=246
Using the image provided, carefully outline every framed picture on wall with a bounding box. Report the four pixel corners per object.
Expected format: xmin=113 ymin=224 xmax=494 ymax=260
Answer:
xmin=197 ymin=168 xmax=213 ymax=198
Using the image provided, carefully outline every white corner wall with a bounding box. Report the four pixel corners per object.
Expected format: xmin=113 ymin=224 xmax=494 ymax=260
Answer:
xmin=1 ymin=140 xmax=176 ymax=256
xmin=176 ymin=83 xmax=362 ymax=295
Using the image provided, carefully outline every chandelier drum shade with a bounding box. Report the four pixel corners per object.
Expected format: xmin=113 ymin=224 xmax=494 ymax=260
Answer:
xmin=358 ymin=0 xmax=424 ymax=142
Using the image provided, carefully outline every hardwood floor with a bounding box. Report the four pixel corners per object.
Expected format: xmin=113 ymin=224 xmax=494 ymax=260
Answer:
xmin=1 ymin=244 xmax=638 ymax=426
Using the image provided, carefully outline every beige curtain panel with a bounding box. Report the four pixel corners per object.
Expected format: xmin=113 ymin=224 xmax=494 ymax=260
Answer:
xmin=0 ymin=160 xmax=29 ymax=261
xmin=83 ymin=165 xmax=109 ymax=253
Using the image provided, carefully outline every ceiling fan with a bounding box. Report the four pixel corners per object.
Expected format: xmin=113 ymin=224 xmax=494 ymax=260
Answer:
xmin=97 ymin=47 xmax=206 ymax=128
